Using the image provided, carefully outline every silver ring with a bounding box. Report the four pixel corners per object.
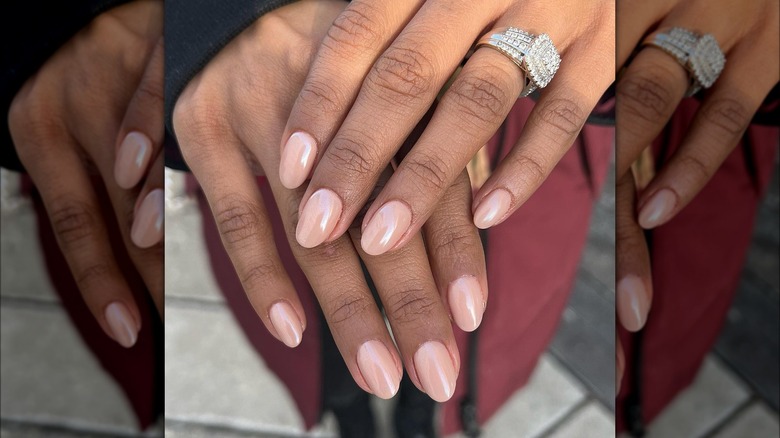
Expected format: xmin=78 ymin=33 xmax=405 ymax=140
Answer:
xmin=643 ymin=27 xmax=726 ymax=96
xmin=475 ymin=27 xmax=561 ymax=98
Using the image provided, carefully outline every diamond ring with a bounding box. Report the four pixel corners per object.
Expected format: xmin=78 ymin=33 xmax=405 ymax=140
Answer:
xmin=475 ymin=27 xmax=561 ymax=98
xmin=642 ymin=27 xmax=726 ymax=96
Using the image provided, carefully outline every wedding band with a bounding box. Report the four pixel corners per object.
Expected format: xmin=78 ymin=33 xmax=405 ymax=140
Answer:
xmin=642 ymin=27 xmax=725 ymax=96
xmin=475 ymin=27 xmax=561 ymax=98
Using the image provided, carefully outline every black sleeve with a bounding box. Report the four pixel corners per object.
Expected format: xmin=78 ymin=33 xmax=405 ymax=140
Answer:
xmin=0 ymin=0 xmax=130 ymax=171
xmin=164 ymin=0 xmax=299 ymax=170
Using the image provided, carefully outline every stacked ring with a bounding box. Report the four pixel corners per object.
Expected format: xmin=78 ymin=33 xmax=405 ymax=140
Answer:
xmin=642 ymin=27 xmax=726 ymax=96
xmin=475 ymin=27 xmax=561 ymax=98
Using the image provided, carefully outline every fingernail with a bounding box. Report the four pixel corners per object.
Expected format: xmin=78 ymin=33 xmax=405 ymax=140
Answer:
xmin=279 ymin=132 xmax=317 ymax=189
xmin=357 ymin=340 xmax=401 ymax=399
xmin=296 ymin=189 xmax=342 ymax=248
xmin=361 ymin=201 xmax=412 ymax=256
xmin=638 ymin=189 xmax=676 ymax=229
xmin=131 ymin=189 xmax=164 ymax=248
xmin=105 ymin=302 xmax=139 ymax=348
xmin=473 ymin=189 xmax=511 ymax=229
xmin=114 ymin=131 xmax=152 ymax=189
xmin=448 ymin=277 xmax=484 ymax=332
xmin=414 ymin=341 xmax=456 ymax=402
xmin=269 ymin=301 xmax=303 ymax=347
xmin=617 ymin=276 xmax=650 ymax=332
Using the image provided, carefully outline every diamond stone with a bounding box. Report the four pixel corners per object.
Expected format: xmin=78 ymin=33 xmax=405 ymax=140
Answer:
xmin=525 ymin=34 xmax=560 ymax=88
xmin=689 ymin=34 xmax=725 ymax=88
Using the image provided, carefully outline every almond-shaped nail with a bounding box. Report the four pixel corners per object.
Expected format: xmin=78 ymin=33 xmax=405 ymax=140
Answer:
xmin=448 ymin=277 xmax=484 ymax=332
xmin=617 ymin=276 xmax=650 ymax=332
xmin=473 ymin=189 xmax=511 ymax=229
xmin=131 ymin=189 xmax=164 ymax=248
xmin=105 ymin=302 xmax=139 ymax=348
xmin=414 ymin=341 xmax=456 ymax=402
xmin=638 ymin=189 xmax=676 ymax=229
xmin=357 ymin=340 xmax=401 ymax=399
xmin=269 ymin=301 xmax=303 ymax=347
xmin=279 ymin=132 xmax=317 ymax=189
xmin=296 ymin=189 xmax=342 ymax=248
xmin=114 ymin=131 xmax=152 ymax=189
xmin=361 ymin=200 xmax=412 ymax=256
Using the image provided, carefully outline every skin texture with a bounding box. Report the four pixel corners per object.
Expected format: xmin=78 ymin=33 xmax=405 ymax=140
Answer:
xmin=8 ymin=0 xmax=164 ymax=347
xmin=615 ymin=0 xmax=779 ymax=387
xmin=279 ymin=0 xmax=615 ymax=255
xmin=173 ymin=0 xmax=489 ymax=401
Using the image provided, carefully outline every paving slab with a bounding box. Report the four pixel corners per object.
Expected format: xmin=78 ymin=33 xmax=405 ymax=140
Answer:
xmin=645 ymin=356 xmax=751 ymax=438
xmin=547 ymin=401 xmax=614 ymax=438
xmin=712 ymin=401 xmax=780 ymax=438
xmin=0 ymin=306 xmax=136 ymax=435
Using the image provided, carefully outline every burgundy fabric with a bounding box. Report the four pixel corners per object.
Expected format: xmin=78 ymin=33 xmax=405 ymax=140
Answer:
xmin=194 ymin=97 xmax=614 ymax=432
xmin=29 ymin=176 xmax=161 ymax=430
xmin=616 ymin=98 xmax=779 ymax=431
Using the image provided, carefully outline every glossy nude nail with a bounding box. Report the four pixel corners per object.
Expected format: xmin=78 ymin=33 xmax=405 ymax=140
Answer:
xmin=617 ymin=276 xmax=650 ymax=332
xmin=296 ymin=189 xmax=342 ymax=248
xmin=105 ymin=302 xmax=139 ymax=348
xmin=269 ymin=301 xmax=303 ymax=347
xmin=357 ymin=340 xmax=401 ymax=399
xmin=279 ymin=132 xmax=316 ymax=189
xmin=448 ymin=277 xmax=484 ymax=332
xmin=414 ymin=341 xmax=456 ymax=402
xmin=361 ymin=201 xmax=412 ymax=256
xmin=114 ymin=131 xmax=152 ymax=189
xmin=638 ymin=189 xmax=676 ymax=229
xmin=131 ymin=189 xmax=164 ymax=248
xmin=473 ymin=189 xmax=511 ymax=229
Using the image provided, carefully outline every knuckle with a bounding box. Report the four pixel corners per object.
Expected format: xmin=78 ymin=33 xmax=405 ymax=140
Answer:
xmin=212 ymin=195 xmax=265 ymax=247
xmin=48 ymin=197 xmax=97 ymax=248
xmin=532 ymin=97 xmax=587 ymax=142
xmin=297 ymin=79 xmax=345 ymax=117
xmin=385 ymin=285 xmax=437 ymax=324
xmin=404 ymin=153 xmax=450 ymax=192
xmin=699 ymin=97 xmax=751 ymax=138
xmin=617 ymin=69 xmax=677 ymax=124
xmin=327 ymin=292 xmax=372 ymax=325
xmin=447 ymin=69 xmax=511 ymax=127
xmin=74 ymin=262 xmax=112 ymax=290
xmin=240 ymin=260 xmax=281 ymax=290
xmin=328 ymin=135 xmax=379 ymax=176
xmin=368 ymin=45 xmax=435 ymax=104
xmin=134 ymin=78 xmax=165 ymax=107
xmin=509 ymin=153 xmax=548 ymax=187
xmin=323 ymin=5 xmax=383 ymax=55
xmin=676 ymin=154 xmax=713 ymax=183
xmin=173 ymin=89 xmax=228 ymax=143
xmin=427 ymin=222 xmax=476 ymax=260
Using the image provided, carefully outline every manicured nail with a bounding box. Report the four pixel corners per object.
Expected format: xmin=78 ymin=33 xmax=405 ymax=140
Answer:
xmin=448 ymin=277 xmax=484 ymax=332
xmin=357 ymin=340 xmax=401 ymax=399
xmin=473 ymin=189 xmax=511 ymax=229
xmin=105 ymin=302 xmax=139 ymax=348
xmin=114 ymin=131 xmax=152 ymax=189
xmin=269 ymin=301 xmax=303 ymax=347
xmin=638 ymin=189 xmax=676 ymax=229
xmin=296 ymin=189 xmax=342 ymax=248
xmin=279 ymin=132 xmax=317 ymax=189
xmin=361 ymin=201 xmax=412 ymax=256
xmin=131 ymin=189 xmax=164 ymax=248
xmin=414 ymin=341 xmax=456 ymax=402
xmin=617 ymin=276 xmax=650 ymax=332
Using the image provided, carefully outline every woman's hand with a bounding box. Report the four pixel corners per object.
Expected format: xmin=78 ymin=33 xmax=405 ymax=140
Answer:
xmin=8 ymin=0 xmax=164 ymax=347
xmin=173 ymin=0 xmax=489 ymax=402
xmin=278 ymin=0 xmax=614 ymax=254
xmin=616 ymin=0 xmax=779 ymax=228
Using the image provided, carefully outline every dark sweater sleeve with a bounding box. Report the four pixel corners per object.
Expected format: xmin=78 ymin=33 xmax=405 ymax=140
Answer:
xmin=164 ymin=0 xmax=299 ymax=170
xmin=1 ymin=0 xmax=130 ymax=171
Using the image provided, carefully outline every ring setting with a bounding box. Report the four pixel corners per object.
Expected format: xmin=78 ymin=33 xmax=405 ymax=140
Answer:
xmin=643 ymin=27 xmax=725 ymax=96
xmin=476 ymin=27 xmax=561 ymax=97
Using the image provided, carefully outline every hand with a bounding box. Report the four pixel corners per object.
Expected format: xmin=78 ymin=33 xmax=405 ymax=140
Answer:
xmin=8 ymin=0 xmax=164 ymax=348
xmin=616 ymin=0 xmax=779 ymax=228
xmin=173 ymin=0 xmax=490 ymax=402
xmin=277 ymin=0 xmax=614 ymax=255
